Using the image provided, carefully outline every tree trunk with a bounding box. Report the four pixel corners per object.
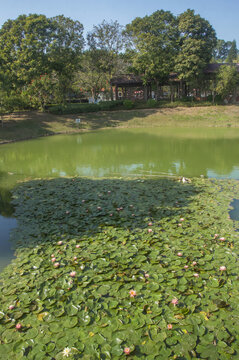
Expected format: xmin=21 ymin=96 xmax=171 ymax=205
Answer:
xmin=144 ymin=86 xmax=148 ymax=101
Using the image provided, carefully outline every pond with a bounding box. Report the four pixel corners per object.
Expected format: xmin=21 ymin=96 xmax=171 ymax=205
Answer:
xmin=1 ymin=126 xmax=239 ymax=270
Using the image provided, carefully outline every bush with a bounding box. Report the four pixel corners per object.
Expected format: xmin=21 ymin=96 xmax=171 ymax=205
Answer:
xmin=2 ymin=94 xmax=29 ymax=112
xmin=206 ymin=94 xmax=223 ymax=104
xmin=146 ymin=99 xmax=158 ymax=108
xmin=123 ymin=100 xmax=134 ymax=109
xmin=98 ymin=100 xmax=123 ymax=111
xmin=49 ymin=103 xmax=99 ymax=115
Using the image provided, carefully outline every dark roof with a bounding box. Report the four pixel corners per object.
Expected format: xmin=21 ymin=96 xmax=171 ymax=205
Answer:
xmin=110 ymin=75 xmax=144 ymax=86
xmin=204 ymin=63 xmax=239 ymax=73
xmin=110 ymin=64 xmax=239 ymax=86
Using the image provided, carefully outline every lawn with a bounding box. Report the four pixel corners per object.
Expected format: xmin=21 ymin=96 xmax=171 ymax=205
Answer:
xmin=0 ymin=105 xmax=239 ymax=144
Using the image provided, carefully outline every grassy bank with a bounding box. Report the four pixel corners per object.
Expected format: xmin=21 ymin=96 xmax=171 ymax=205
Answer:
xmin=0 ymin=105 xmax=239 ymax=144
xmin=1 ymin=176 xmax=239 ymax=358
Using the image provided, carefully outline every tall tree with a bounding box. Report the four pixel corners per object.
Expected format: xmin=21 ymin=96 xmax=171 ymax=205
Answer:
xmin=0 ymin=14 xmax=84 ymax=102
xmin=87 ymin=20 xmax=127 ymax=99
xmin=175 ymin=9 xmax=216 ymax=84
xmin=0 ymin=14 xmax=54 ymax=88
xmin=125 ymin=10 xmax=179 ymax=96
xmin=213 ymin=39 xmax=232 ymax=62
xmin=75 ymin=50 xmax=109 ymax=101
xmin=215 ymin=65 xmax=239 ymax=102
xmin=227 ymin=40 xmax=238 ymax=63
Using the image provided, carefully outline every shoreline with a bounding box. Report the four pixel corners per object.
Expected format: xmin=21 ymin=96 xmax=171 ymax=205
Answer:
xmin=1 ymin=105 xmax=239 ymax=145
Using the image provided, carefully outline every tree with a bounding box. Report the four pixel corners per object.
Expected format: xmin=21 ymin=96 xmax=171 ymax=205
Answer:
xmin=87 ymin=20 xmax=127 ymax=99
xmin=175 ymin=9 xmax=216 ymax=84
xmin=227 ymin=40 xmax=238 ymax=63
xmin=215 ymin=65 xmax=239 ymax=102
xmin=23 ymin=73 xmax=58 ymax=111
xmin=125 ymin=10 xmax=179 ymax=98
xmin=75 ymin=50 xmax=110 ymax=101
xmin=0 ymin=14 xmax=54 ymax=89
xmin=0 ymin=14 xmax=84 ymax=102
xmin=48 ymin=15 xmax=85 ymax=102
xmin=213 ymin=39 xmax=232 ymax=62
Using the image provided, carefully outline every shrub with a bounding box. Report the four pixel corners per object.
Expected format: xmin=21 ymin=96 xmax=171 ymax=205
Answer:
xmin=48 ymin=103 xmax=99 ymax=115
xmin=98 ymin=100 xmax=123 ymax=111
xmin=146 ymin=99 xmax=158 ymax=108
xmin=123 ymin=100 xmax=134 ymax=109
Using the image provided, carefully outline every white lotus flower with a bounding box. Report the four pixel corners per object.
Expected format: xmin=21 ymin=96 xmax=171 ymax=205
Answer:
xmin=62 ymin=347 xmax=71 ymax=357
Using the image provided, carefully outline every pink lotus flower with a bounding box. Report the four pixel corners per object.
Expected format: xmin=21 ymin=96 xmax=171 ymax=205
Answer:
xmin=220 ymin=266 xmax=226 ymax=271
xmin=8 ymin=305 xmax=15 ymax=310
xmin=148 ymin=222 xmax=153 ymax=226
xmin=124 ymin=347 xmax=131 ymax=355
xmin=54 ymin=262 xmax=60 ymax=268
xmin=51 ymin=254 xmax=55 ymax=258
xmin=16 ymin=323 xmax=22 ymax=330
xmin=219 ymin=237 xmax=225 ymax=241
xmin=184 ymin=265 xmax=189 ymax=269
xmin=70 ymin=271 xmax=76 ymax=277
xmin=57 ymin=241 xmax=63 ymax=245
xmin=171 ymin=298 xmax=178 ymax=306
xmin=73 ymin=256 xmax=77 ymax=261
xmin=109 ymin=213 xmax=113 ymax=217
xmin=177 ymin=252 xmax=183 ymax=257
xmin=167 ymin=324 xmax=173 ymax=330
xmin=180 ymin=218 xmax=184 ymax=222
xmin=145 ymin=273 xmax=150 ymax=278
xmin=129 ymin=290 xmax=137 ymax=298
xmin=76 ymin=244 xmax=80 ymax=248
xmin=193 ymin=273 xmax=199 ymax=277
xmin=178 ymin=223 xmax=182 ymax=227
xmin=148 ymin=229 xmax=152 ymax=233
xmin=120 ymin=207 xmax=123 ymax=210
xmin=192 ymin=261 xmax=197 ymax=266
xmin=214 ymin=234 xmax=219 ymax=239
xmin=51 ymin=257 xmax=56 ymax=263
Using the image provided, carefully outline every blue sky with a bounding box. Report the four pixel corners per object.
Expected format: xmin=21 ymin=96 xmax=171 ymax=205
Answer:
xmin=0 ymin=0 xmax=238 ymax=46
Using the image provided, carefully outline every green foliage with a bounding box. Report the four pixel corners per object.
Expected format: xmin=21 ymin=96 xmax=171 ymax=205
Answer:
xmin=123 ymin=100 xmax=134 ymax=109
xmin=1 ymin=177 xmax=239 ymax=358
xmin=125 ymin=10 xmax=179 ymax=84
xmin=49 ymin=103 xmax=99 ymax=114
xmin=0 ymin=14 xmax=84 ymax=102
xmin=23 ymin=74 xmax=58 ymax=111
xmin=227 ymin=40 xmax=238 ymax=63
xmin=98 ymin=100 xmax=123 ymax=110
xmin=87 ymin=20 xmax=128 ymax=100
xmin=215 ymin=65 xmax=239 ymax=101
xmin=146 ymin=99 xmax=158 ymax=108
xmin=213 ymin=39 xmax=232 ymax=62
xmin=49 ymin=101 xmax=124 ymax=115
xmin=175 ymin=9 xmax=217 ymax=83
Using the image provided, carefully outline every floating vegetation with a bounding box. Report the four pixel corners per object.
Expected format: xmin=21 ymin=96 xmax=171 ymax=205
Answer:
xmin=0 ymin=177 xmax=239 ymax=359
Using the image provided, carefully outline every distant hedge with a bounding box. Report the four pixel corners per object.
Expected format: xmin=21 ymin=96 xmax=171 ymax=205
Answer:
xmin=48 ymin=99 xmax=219 ymax=115
xmin=48 ymin=101 xmax=124 ymax=114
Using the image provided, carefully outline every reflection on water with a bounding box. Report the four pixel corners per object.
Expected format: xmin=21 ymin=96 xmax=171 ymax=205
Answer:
xmin=1 ymin=126 xmax=239 ymax=270
xmin=0 ymin=215 xmax=16 ymax=272
xmin=1 ymin=127 xmax=239 ymax=183
xmin=230 ymin=199 xmax=239 ymax=221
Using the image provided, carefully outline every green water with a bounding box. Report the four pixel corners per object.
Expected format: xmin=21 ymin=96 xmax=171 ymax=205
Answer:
xmin=1 ymin=127 xmax=239 ymax=269
xmin=1 ymin=127 xmax=239 ymax=186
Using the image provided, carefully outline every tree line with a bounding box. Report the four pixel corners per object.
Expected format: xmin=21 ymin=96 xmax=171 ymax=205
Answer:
xmin=0 ymin=10 xmax=238 ymax=112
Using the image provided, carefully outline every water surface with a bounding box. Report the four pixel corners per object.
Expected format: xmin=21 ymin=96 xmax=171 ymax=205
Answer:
xmin=1 ymin=127 xmax=239 ymax=270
